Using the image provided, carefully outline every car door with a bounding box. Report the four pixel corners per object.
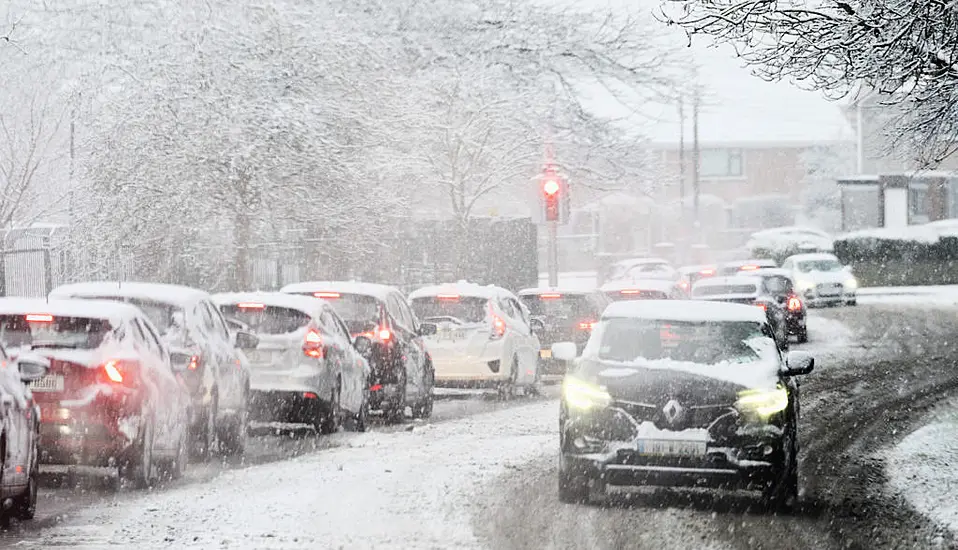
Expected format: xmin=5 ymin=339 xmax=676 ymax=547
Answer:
xmin=1 ymin=346 xmax=29 ymax=493
xmin=318 ymin=309 xmax=353 ymax=413
xmin=387 ymin=293 xmax=424 ymax=401
xmin=137 ymin=316 xmax=185 ymax=453
xmin=195 ymin=301 xmax=235 ymax=413
xmin=505 ymin=296 xmax=537 ymax=383
xmin=206 ymin=301 xmax=246 ymax=412
xmin=128 ymin=317 xmax=169 ymax=449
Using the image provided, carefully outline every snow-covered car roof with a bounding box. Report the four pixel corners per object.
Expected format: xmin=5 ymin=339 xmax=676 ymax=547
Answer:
xmin=0 ymin=297 xmax=144 ymax=324
xmin=517 ymin=288 xmax=596 ymax=296
xmin=602 ymin=299 xmax=766 ymax=324
xmin=409 ymin=281 xmax=513 ymax=301
xmin=677 ymin=264 xmax=717 ymax=275
xmin=212 ymin=292 xmax=327 ymax=319
xmin=784 ymin=252 xmax=841 ymax=263
xmin=750 ymin=225 xmax=830 ymax=239
xmin=692 ymin=275 xmax=762 ymax=290
xmin=600 ymin=278 xmax=677 ymax=293
xmin=610 ymin=257 xmax=671 ymax=268
xmin=280 ymin=281 xmax=397 ymax=302
xmin=752 ymin=268 xmax=794 ymax=280
xmin=50 ymin=282 xmax=208 ymax=308
xmin=721 ymin=258 xmax=777 ymax=269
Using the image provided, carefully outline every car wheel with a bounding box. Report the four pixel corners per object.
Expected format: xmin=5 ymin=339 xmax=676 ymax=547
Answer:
xmin=194 ymin=398 xmax=217 ymax=461
xmin=351 ymin=399 xmax=369 ymax=432
xmin=319 ymin=382 xmax=342 ymax=435
xmin=796 ymin=326 xmax=808 ymax=344
xmin=220 ymin=399 xmax=249 ymax=457
xmin=497 ymin=356 xmax=519 ymax=400
xmin=170 ymin=421 xmax=189 ymax=480
xmin=14 ymin=445 xmax=38 ymax=520
xmin=411 ymin=365 xmax=434 ymax=420
xmin=385 ymin=368 xmax=407 ymax=424
xmin=762 ymin=426 xmax=798 ymax=513
xmin=120 ymin=416 xmax=156 ymax=489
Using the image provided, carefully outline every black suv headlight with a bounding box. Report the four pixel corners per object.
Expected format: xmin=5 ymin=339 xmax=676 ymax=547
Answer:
xmin=562 ymin=377 xmax=612 ymax=411
xmin=735 ymin=384 xmax=788 ymax=421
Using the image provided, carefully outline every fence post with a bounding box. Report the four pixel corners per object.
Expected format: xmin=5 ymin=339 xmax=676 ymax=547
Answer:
xmin=0 ymin=250 xmax=6 ymax=297
xmin=43 ymin=246 xmax=53 ymax=295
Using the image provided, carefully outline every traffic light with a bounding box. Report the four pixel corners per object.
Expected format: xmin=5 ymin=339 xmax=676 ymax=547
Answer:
xmin=543 ymin=177 xmax=560 ymax=221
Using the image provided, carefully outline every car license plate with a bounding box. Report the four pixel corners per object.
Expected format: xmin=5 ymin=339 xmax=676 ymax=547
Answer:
xmin=438 ymin=328 xmax=465 ymax=341
xmin=246 ymin=350 xmax=280 ymax=364
xmin=29 ymin=374 xmax=64 ymax=393
xmin=819 ymin=283 xmax=841 ymax=296
xmin=636 ymin=438 xmax=707 ymax=457
xmin=539 ymin=349 xmax=552 ymax=358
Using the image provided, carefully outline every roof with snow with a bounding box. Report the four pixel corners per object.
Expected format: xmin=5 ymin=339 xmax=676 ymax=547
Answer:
xmin=50 ymin=282 xmax=209 ymax=308
xmin=0 ymin=297 xmax=144 ymax=323
xmin=783 ymin=252 xmax=843 ymax=262
xmin=600 ymin=278 xmax=678 ymax=293
xmin=280 ymin=281 xmax=398 ymax=302
xmin=212 ymin=292 xmax=329 ymax=318
xmin=610 ymin=257 xmax=672 ymax=269
xmin=602 ymin=299 xmax=766 ymax=324
xmin=517 ymin=288 xmax=596 ymax=296
xmin=692 ymin=275 xmax=762 ymax=290
xmin=408 ymin=281 xmax=514 ymax=301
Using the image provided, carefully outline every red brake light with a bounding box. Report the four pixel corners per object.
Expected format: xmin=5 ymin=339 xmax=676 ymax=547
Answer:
xmin=370 ymin=384 xmax=383 ymax=392
xmin=756 ymin=303 xmax=767 ymax=311
xmin=25 ymin=314 xmax=53 ymax=323
xmin=313 ymin=292 xmax=340 ymax=299
xmin=539 ymin=293 xmax=562 ymax=299
xmin=437 ymin=294 xmax=460 ymax=301
xmin=740 ymin=265 xmax=759 ymax=271
xmin=103 ymin=360 xmax=123 ymax=383
xmin=577 ymin=320 xmax=596 ymax=331
xmin=237 ymin=302 xmax=265 ymax=309
xmin=303 ymin=392 xmax=318 ymax=399
xmin=679 ymin=281 xmax=689 ymax=289
xmin=620 ymin=289 xmax=641 ymax=295
xmin=188 ymin=355 xmax=201 ymax=371
xmin=304 ymin=328 xmax=324 ymax=358
xmin=378 ymin=328 xmax=392 ymax=341
xmin=787 ymin=296 xmax=802 ymax=311
xmin=543 ymin=179 xmax=559 ymax=195
xmin=699 ymin=269 xmax=715 ymax=276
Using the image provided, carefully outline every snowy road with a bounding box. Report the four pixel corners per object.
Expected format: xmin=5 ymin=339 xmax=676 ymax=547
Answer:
xmin=5 ymin=304 xmax=958 ymax=549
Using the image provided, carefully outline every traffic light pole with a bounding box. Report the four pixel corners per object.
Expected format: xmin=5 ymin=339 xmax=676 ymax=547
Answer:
xmin=548 ymin=219 xmax=558 ymax=288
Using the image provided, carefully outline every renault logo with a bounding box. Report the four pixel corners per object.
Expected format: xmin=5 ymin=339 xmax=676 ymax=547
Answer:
xmin=662 ymin=399 xmax=685 ymax=425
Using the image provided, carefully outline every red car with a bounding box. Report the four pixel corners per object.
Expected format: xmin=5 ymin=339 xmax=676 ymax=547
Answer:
xmin=0 ymin=298 xmax=192 ymax=488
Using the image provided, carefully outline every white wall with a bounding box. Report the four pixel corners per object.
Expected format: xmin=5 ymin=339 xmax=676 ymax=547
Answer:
xmin=884 ymin=187 xmax=908 ymax=228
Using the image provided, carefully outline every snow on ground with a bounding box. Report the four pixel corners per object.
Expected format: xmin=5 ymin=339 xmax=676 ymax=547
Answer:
xmin=803 ymin=313 xmax=855 ymax=353
xmin=884 ymin=398 xmax=958 ymax=534
xmin=858 ymin=285 xmax=958 ymax=306
xmin=20 ymin=402 xmax=558 ymax=550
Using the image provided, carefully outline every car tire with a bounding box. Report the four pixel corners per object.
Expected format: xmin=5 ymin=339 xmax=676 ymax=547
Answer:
xmin=14 ymin=445 xmax=38 ymax=520
xmin=319 ymin=382 xmax=342 ymax=435
xmin=497 ymin=357 xmax=519 ymax=400
xmin=411 ymin=364 xmax=434 ymax=420
xmin=170 ymin=421 xmax=189 ymax=480
xmin=763 ymin=426 xmax=799 ymax=513
xmin=558 ymin=464 xmax=590 ymax=504
xmin=796 ymin=326 xmax=808 ymax=344
xmin=120 ymin=416 xmax=156 ymax=489
xmin=219 ymin=404 xmax=248 ymax=457
xmin=349 ymin=399 xmax=369 ymax=432
xmin=194 ymin=398 xmax=218 ymax=461
xmin=385 ymin=368 xmax=407 ymax=424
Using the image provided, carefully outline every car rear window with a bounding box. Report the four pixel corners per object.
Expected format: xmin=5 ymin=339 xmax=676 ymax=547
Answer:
xmin=410 ymin=296 xmax=488 ymax=323
xmin=0 ymin=314 xmax=112 ymax=350
xmin=219 ymin=305 xmax=311 ymax=335
xmin=80 ymin=296 xmax=181 ymax=335
xmin=520 ymin=294 xmax=592 ymax=318
xmin=605 ymin=290 xmax=668 ymax=301
xmin=306 ymin=293 xmax=381 ymax=324
xmin=692 ymin=284 xmax=757 ymax=297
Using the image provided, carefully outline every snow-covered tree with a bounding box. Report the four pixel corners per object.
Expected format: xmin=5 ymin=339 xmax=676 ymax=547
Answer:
xmin=662 ymin=0 xmax=958 ymax=165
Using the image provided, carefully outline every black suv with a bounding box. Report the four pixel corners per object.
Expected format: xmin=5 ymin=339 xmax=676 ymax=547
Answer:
xmin=690 ymin=275 xmax=789 ymax=351
xmin=553 ymin=300 xmax=814 ymax=510
xmin=517 ymin=288 xmax=611 ymax=381
xmin=281 ymin=281 xmax=435 ymax=422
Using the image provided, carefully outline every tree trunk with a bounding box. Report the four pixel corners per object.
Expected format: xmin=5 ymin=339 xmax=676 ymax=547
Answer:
xmin=234 ymin=211 xmax=251 ymax=290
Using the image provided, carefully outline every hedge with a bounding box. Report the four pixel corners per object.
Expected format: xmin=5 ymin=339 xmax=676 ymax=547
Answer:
xmin=833 ymin=235 xmax=958 ymax=286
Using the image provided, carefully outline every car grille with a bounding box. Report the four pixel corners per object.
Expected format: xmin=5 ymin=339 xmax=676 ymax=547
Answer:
xmin=611 ymin=400 xmax=737 ymax=434
xmin=816 ymin=282 xmax=843 ymax=296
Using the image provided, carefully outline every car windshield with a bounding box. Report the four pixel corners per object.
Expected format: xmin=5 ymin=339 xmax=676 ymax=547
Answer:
xmin=692 ymin=284 xmax=758 ymax=297
xmin=796 ymin=259 xmax=842 ymax=273
xmin=0 ymin=314 xmax=112 ymax=350
xmin=520 ymin=294 xmax=591 ymax=319
xmin=582 ymin=318 xmax=770 ymax=365
xmin=219 ymin=305 xmax=311 ymax=335
xmin=410 ymin=296 xmax=488 ymax=323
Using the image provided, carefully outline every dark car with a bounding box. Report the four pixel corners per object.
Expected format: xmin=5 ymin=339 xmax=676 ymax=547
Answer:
xmin=676 ymin=265 xmax=717 ymax=296
xmin=214 ymin=292 xmax=371 ymax=433
xmin=718 ymin=259 xmax=778 ymax=276
xmin=0 ymin=298 xmax=192 ymax=489
xmin=690 ymin=276 xmax=789 ymax=350
xmin=50 ymin=283 xmax=254 ymax=459
xmin=552 ymin=300 xmax=814 ymax=510
xmin=753 ymin=268 xmax=807 ymax=343
xmin=281 ymin=281 xmax=434 ymax=422
xmin=517 ymin=288 xmax=612 ymax=381
xmin=0 ymin=334 xmax=47 ymax=520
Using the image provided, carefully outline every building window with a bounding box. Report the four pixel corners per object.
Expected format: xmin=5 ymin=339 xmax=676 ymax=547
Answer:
xmin=909 ymin=185 xmax=929 ymax=223
xmin=699 ymin=148 xmax=744 ymax=178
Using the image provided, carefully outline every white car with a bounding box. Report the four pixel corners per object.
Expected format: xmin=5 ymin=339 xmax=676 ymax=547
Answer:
xmin=747 ymin=226 xmax=834 ymax=254
xmin=600 ymin=278 xmax=685 ymax=301
xmin=781 ymin=253 xmax=857 ymax=307
xmin=605 ymin=258 xmax=678 ymax=283
xmin=408 ymin=282 xmax=541 ymax=396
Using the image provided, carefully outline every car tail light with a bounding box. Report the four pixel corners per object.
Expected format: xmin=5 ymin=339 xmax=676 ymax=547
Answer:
xmin=378 ymin=327 xmax=392 ymax=342
xmin=370 ymin=384 xmax=383 ymax=392
xmin=438 ymin=294 xmax=460 ymax=301
xmin=540 ymin=293 xmax=561 ymax=299
xmin=313 ymin=292 xmax=340 ymax=299
xmin=237 ymin=302 xmax=265 ymax=310
xmin=99 ymin=360 xmax=137 ymax=386
xmin=740 ymin=265 xmax=760 ymax=271
xmin=755 ymin=303 xmax=767 ymax=312
xmin=787 ymin=296 xmax=802 ymax=311
xmin=303 ymin=392 xmax=318 ymax=399
xmin=679 ymin=281 xmax=689 ymax=289
xmin=489 ymin=315 xmax=507 ymax=340
xmin=577 ymin=320 xmax=596 ymax=331
xmin=188 ymin=355 xmax=201 ymax=371
xmin=620 ymin=289 xmax=641 ymax=295
xmin=304 ymin=328 xmax=324 ymax=358
xmin=25 ymin=313 xmax=54 ymax=323
xmin=699 ymin=268 xmax=715 ymax=276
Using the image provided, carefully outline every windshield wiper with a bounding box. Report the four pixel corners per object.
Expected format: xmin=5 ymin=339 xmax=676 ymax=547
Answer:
xmin=31 ymin=342 xmax=85 ymax=350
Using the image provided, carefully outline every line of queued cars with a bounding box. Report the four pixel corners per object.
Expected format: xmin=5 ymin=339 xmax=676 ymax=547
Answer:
xmin=0 ymin=278 xmax=552 ymax=522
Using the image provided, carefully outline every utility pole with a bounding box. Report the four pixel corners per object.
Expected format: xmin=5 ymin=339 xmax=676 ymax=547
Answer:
xmin=678 ymin=97 xmax=686 ymax=263
xmin=692 ymin=88 xmax=701 ymax=239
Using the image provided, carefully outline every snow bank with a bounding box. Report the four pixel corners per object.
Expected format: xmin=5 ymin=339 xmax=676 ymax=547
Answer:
xmin=22 ymin=402 xmax=558 ymax=549
xmin=858 ymin=285 xmax=958 ymax=306
xmin=839 ymin=225 xmax=940 ymax=244
xmin=885 ymin=406 xmax=958 ymax=533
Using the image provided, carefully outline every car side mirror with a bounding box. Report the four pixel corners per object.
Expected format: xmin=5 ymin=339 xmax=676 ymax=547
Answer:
xmin=16 ymin=354 xmax=49 ymax=383
xmin=783 ymin=351 xmax=814 ymax=376
xmin=234 ymin=330 xmax=259 ymax=350
xmin=551 ymin=341 xmax=578 ymax=362
xmin=353 ymin=334 xmax=373 ymax=356
xmin=529 ymin=317 xmax=545 ymax=334
xmin=418 ymin=323 xmax=437 ymax=337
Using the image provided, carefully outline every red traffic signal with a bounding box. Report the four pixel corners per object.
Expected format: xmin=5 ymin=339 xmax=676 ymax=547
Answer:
xmin=543 ymin=179 xmax=559 ymax=196
xmin=543 ymin=178 xmax=560 ymax=221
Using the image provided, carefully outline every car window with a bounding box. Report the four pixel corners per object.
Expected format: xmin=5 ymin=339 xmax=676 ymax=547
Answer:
xmin=320 ymin=310 xmax=350 ymax=344
xmin=394 ymin=295 xmax=418 ymax=331
xmin=134 ymin=317 xmax=162 ymax=358
xmin=205 ymin=301 xmax=232 ymax=341
xmin=386 ymin=294 xmax=410 ymax=331
xmin=764 ymin=276 xmax=792 ymax=295
xmin=508 ymin=297 xmax=528 ymax=324
xmin=139 ymin=317 xmax=169 ymax=362
xmin=498 ymin=297 xmax=519 ymax=320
